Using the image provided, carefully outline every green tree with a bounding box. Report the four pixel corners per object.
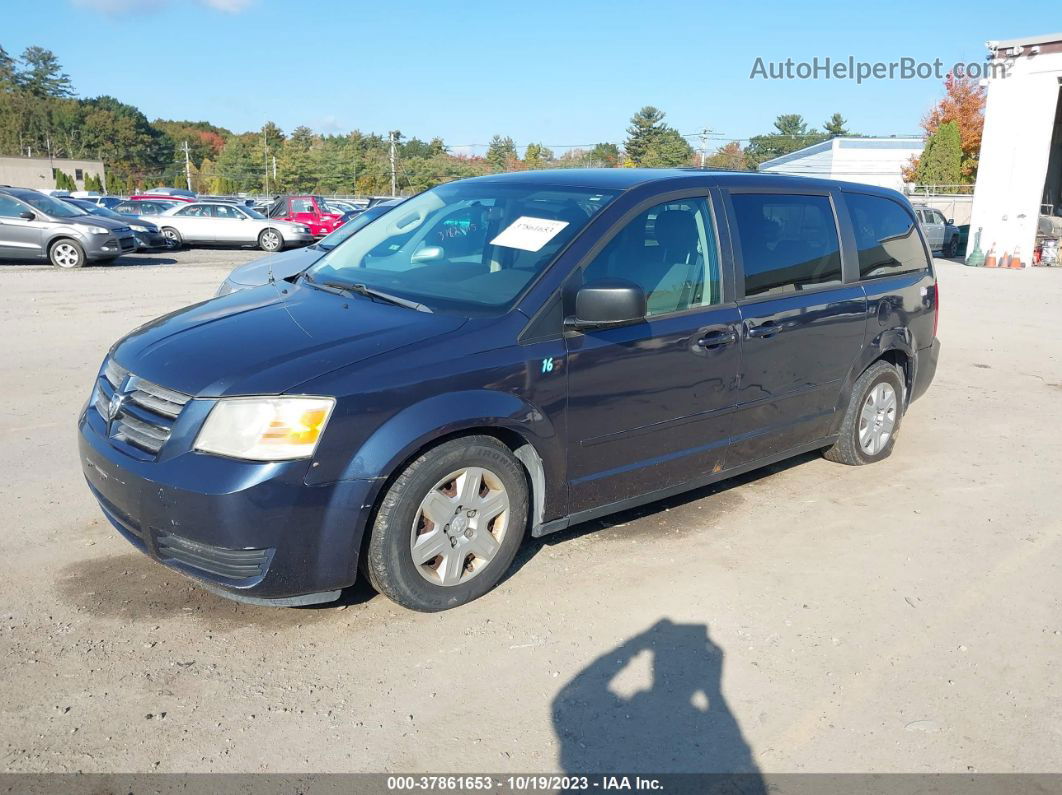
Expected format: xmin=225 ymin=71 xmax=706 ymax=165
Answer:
xmin=589 ymin=142 xmax=620 ymax=167
xmin=214 ymin=135 xmax=257 ymax=192
xmin=705 ymin=141 xmax=748 ymax=170
xmin=624 ymin=106 xmax=692 ymax=167
xmin=276 ymin=125 xmax=319 ymax=192
xmin=486 ymin=135 xmax=517 ymax=171
xmin=0 ymin=45 xmax=17 ymax=91
xmin=83 ymin=172 xmax=103 ymax=191
xmin=913 ymin=120 xmax=962 ymax=186
xmin=823 ymin=112 xmax=849 ymax=137
xmin=53 ymin=169 xmax=75 ymax=190
xmin=523 ymin=142 xmax=553 ymax=169
xmin=745 ymin=113 xmax=828 ymax=168
xmin=17 ymin=46 xmax=74 ymax=98
xmin=624 ymin=106 xmax=666 ymax=165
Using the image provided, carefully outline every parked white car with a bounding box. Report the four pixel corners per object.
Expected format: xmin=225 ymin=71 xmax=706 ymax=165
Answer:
xmin=147 ymin=202 xmax=314 ymax=251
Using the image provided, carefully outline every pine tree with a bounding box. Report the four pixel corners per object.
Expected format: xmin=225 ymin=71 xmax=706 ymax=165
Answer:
xmin=913 ymin=120 xmax=962 ymax=186
xmin=486 ymin=135 xmax=517 ymax=171
xmin=824 ymin=113 xmax=849 ymax=137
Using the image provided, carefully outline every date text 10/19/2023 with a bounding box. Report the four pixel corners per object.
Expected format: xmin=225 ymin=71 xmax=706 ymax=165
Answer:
xmin=386 ymin=775 xmax=665 ymax=791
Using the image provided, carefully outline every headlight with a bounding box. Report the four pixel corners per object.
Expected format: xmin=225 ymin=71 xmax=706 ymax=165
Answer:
xmin=194 ymin=396 xmax=335 ymax=461
xmin=215 ymin=280 xmax=237 ymax=297
xmin=130 ymin=224 xmax=148 ymax=233
xmin=88 ymin=226 xmax=110 ymax=235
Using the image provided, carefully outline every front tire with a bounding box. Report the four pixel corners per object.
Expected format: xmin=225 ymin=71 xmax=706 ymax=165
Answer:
xmin=943 ymin=236 xmax=957 ymax=258
xmin=160 ymin=227 xmax=182 ymax=249
xmin=824 ymin=361 xmax=904 ymax=466
xmin=365 ymin=436 xmax=528 ymax=611
xmin=258 ymin=228 xmax=283 ymax=252
xmin=48 ymin=239 xmax=86 ymax=269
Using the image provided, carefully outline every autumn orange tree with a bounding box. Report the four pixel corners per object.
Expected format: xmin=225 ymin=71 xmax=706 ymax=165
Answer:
xmin=903 ymin=73 xmax=986 ymax=184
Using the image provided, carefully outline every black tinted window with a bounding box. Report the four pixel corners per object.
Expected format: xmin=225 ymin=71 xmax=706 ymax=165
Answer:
xmin=731 ymin=194 xmax=841 ymax=298
xmin=847 ymin=193 xmax=930 ymax=279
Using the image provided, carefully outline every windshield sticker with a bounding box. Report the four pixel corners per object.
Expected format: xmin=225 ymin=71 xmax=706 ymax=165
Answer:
xmin=490 ymin=216 xmax=569 ymax=252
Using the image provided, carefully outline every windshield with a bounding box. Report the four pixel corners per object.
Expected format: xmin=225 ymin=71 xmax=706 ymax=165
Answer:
xmin=307 ymin=182 xmax=617 ymax=312
xmin=22 ymin=193 xmax=84 ymax=218
xmin=317 ymin=207 xmax=390 ymax=250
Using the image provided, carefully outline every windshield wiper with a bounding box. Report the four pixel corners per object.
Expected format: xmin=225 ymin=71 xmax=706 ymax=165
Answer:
xmin=303 ymin=272 xmax=431 ymax=313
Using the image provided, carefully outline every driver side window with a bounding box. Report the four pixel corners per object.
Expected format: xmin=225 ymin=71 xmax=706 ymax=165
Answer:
xmin=582 ymin=197 xmax=721 ymax=316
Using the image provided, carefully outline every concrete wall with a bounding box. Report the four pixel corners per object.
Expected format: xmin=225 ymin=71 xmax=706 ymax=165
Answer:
xmin=0 ymin=156 xmax=106 ymax=191
xmin=908 ymin=194 xmax=975 ymax=225
xmin=967 ymin=48 xmax=1062 ymax=264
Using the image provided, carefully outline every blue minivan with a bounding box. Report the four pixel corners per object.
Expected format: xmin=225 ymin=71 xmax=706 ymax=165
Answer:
xmin=78 ymin=169 xmax=940 ymax=611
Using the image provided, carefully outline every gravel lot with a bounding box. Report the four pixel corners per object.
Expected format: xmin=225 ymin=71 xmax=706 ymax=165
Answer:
xmin=0 ymin=249 xmax=1059 ymax=774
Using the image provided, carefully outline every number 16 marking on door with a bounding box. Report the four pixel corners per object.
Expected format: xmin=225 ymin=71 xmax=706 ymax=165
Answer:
xmin=541 ymin=358 xmax=555 ymax=373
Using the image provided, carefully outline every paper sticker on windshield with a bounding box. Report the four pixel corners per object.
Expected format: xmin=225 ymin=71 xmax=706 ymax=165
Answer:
xmin=490 ymin=216 xmax=569 ymax=252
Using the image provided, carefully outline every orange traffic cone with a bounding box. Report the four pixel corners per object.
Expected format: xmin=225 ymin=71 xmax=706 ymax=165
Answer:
xmin=1009 ymin=247 xmax=1023 ymax=269
xmin=985 ymin=246 xmax=997 ymax=268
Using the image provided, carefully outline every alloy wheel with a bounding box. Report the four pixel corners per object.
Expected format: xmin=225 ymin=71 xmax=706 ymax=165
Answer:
xmin=858 ymin=382 xmax=897 ymax=455
xmin=52 ymin=243 xmax=81 ymax=268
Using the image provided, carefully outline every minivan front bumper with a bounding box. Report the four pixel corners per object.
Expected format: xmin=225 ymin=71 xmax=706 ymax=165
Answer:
xmin=78 ymin=408 xmax=377 ymax=605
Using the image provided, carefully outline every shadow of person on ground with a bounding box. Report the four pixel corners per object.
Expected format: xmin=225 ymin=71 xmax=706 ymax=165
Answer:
xmin=552 ymin=619 xmax=765 ymax=791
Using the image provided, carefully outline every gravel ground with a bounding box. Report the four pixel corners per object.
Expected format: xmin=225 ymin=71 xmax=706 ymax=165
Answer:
xmin=0 ymin=250 xmax=1059 ymax=774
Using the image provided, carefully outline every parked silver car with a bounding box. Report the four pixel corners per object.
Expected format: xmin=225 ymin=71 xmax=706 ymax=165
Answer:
xmin=146 ymin=202 xmax=314 ymax=252
xmin=0 ymin=187 xmax=137 ymax=268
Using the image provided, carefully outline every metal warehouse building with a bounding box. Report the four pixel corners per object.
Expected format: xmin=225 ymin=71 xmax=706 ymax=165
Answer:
xmin=758 ymin=136 xmax=924 ymax=193
xmin=968 ymin=32 xmax=1062 ymax=266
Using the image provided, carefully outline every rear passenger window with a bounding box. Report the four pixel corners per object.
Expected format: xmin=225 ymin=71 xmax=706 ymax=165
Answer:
xmin=730 ymin=193 xmax=842 ymax=298
xmin=846 ymin=193 xmax=930 ymax=279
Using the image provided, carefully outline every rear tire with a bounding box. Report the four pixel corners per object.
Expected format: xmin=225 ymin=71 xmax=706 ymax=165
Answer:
xmin=258 ymin=228 xmax=283 ymax=252
xmin=48 ymin=239 xmax=86 ymax=269
xmin=160 ymin=227 xmax=182 ymax=249
xmin=365 ymin=436 xmax=528 ymax=612
xmin=824 ymin=361 xmax=904 ymax=466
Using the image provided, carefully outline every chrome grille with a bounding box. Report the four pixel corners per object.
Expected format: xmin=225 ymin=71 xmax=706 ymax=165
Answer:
xmin=93 ymin=359 xmax=191 ymax=457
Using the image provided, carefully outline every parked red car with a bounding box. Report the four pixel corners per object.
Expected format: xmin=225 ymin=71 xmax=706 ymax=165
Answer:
xmin=266 ymin=195 xmax=345 ymax=237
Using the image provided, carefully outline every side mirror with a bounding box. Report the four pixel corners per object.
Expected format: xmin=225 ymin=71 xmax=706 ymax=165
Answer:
xmin=947 ymin=218 xmax=954 ymax=226
xmin=565 ymin=279 xmax=647 ymax=331
xmin=19 ymin=210 xmax=35 ymax=220
xmin=410 ymin=245 xmax=444 ymax=264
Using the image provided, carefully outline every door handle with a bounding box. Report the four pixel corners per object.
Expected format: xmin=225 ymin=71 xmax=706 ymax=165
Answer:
xmin=745 ymin=320 xmax=783 ymax=339
xmin=696 ymin=327 xmax=737 ymax=349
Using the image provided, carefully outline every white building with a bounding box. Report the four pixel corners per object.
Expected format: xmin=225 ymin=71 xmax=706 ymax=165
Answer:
xmin=967 ymin=32 xmax=1062 ymax=265
xmin=758 ymin=137 xmax=924 ymax=192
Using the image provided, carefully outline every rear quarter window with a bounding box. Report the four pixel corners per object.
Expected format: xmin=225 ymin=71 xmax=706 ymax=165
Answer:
xmin=846 ymin=193 xmax=930 ymax=280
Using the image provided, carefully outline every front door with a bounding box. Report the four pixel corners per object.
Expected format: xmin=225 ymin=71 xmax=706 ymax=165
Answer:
xmin=723 ymin=190 xmax=867 ymax=464
xmin=211 ymin=204 xmax=248 ymax=243
xmin=0 ymin=195 xmax=45 ymax=260
xmin=565 ymin=194 xmax=741 ymax=514
xmin=919 ymin=209 xmax=944 ymax=250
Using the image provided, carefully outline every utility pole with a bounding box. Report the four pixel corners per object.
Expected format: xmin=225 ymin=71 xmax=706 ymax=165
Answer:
xmin=388 ymin=130 xmax=397 ymax=197
xmin=181 ymin=140 xmax=192 ymax=191
xmin=262 ymin=130 xmax=269 ymax=196
xmin=697 ymin=127 xmax=712 ymax=168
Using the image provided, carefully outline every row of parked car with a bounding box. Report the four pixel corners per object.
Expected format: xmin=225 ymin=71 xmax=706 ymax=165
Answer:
xmin=0 ymin=185 xmax=400 ymax=268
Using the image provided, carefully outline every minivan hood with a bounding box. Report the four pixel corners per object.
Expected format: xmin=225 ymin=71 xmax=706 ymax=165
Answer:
xmin=110 ymin=283 xmax=466 ymax=397
xmin=227 ymin=246 xmax=323 ymax=287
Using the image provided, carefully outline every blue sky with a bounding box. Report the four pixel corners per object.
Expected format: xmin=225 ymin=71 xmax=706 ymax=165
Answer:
xmin=3 ymin=0 xmax=1057 ymax=154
